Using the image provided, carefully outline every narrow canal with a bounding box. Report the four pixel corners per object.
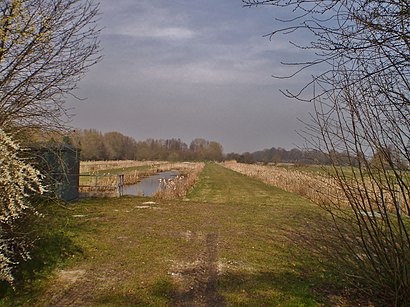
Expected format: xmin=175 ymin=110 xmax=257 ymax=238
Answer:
xmin=122 ymin=171 xmax=179 ymax=196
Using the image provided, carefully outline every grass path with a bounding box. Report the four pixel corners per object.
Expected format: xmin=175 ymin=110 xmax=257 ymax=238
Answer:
xmin=1 ymin=163 xmax=344 ymax=306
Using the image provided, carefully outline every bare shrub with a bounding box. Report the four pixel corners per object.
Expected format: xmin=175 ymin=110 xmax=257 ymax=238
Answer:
xmin=244 ymin=0 xmax=409 ymax=302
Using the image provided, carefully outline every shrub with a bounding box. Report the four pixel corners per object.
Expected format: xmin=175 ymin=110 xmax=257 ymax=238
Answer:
xmin=0 ymin=129 xmax=44 ymax=285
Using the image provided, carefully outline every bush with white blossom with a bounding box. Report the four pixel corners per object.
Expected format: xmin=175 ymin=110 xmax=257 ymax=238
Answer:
xmin=0 ymin=129 xmax=45 ymax=284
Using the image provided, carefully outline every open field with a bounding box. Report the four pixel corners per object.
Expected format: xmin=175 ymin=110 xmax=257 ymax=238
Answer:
xmin=0 ymin=163 xmax=370 ymax=306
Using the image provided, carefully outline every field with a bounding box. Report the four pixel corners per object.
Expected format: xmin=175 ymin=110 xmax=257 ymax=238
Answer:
xmin=0 ymin=163 xmax=369 ymax=306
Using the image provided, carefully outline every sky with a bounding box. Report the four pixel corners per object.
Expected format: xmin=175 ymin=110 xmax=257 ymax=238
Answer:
xmin=66 ymin=0 xmax=315 ymax=153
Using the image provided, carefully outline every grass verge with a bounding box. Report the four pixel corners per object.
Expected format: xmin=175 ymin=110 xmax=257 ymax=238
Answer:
xmin=1 ymin=163 xmax=364 ymax=306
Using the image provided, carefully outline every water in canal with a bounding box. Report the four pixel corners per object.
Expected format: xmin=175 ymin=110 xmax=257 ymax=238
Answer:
xmin=122 ymin=171 xmax=179 ymax=196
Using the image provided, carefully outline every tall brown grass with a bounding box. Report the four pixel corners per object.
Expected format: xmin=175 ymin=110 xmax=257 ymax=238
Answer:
xmin=155 ymin=163 xmax=205 ymax=200
xmin=222 ymin=161 xmax=345 ymax=206
xmin=80 ymin=160 xmax=161 ymax=173
xmin=222 ymin=162 xmax=409 ymax=214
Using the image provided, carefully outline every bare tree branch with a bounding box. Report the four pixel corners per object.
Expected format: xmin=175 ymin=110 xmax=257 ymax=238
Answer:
xmin=0 ymin=0 xmax=102 ymax=133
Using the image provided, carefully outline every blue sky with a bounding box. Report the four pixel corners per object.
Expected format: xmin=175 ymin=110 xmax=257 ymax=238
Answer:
xmin=67 ymin=0 xmax=314 ymax=153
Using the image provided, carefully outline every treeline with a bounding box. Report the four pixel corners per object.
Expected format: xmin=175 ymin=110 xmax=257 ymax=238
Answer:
xmin=46 ymin=129 xmax=400 ymax=166
xmin=71 ymin=129 xmax=224 ymax=161
xmin=229 ymin=146 xmax=408 ymax=169
xmin=70 ymin=129 xmax=406 ymax=168
xmin=226 ymin=147 xmax=332 ymax=165
xmin=68 ymin=129 xmax=335 ymax=164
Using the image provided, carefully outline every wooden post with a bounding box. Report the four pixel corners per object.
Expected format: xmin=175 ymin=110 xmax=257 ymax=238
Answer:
xmin=116 ymin=174 xmax=124 ymax=197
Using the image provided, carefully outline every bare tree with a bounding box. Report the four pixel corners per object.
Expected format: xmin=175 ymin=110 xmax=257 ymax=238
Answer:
xmin=243 ymin=1 xmax=409 ymax=102
xmin=0 ymin=0 xmax=101 ymax=133
xmin=244 ymin=0 xmax=409 ymax=304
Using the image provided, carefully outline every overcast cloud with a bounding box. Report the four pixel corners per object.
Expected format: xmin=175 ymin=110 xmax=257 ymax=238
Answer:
xmin=67 ymin=0 xmax=314 ymax=153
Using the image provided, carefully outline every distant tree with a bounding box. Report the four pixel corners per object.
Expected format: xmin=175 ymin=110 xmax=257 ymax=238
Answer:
xmin=288 ymin=148 xmax=303 ymax=163
xmin=239 ymin=152 xmax=254 ymax=164
xmin=77 ymin=129 xmax=106 ymax=160
xmin=135 ymin=141 xmax=153 ymax=161
xmin=104 ymin=132 xmax=128 ymax=160
xmin=74 ymin=131 xmax=223 ymax=162
xmin=252 ymin=149 xmax=271 ymax=163
xmin=205 ymin=141 xmax=224 ymax=161
xmin=189 ymin=138 xmax=208 ymax=160
xmin=189 ymin=138 xmax=223 ymax=161
xmin=226 ymin=152 xmax=242 ymax=162
xmin=167 ymin=151 xmax=181 ymax=162
xmin=250 ymin=147 xmax=329 ymax=164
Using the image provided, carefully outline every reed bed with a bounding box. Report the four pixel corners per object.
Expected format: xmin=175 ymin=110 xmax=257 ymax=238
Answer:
xmin=78 ymin=174 xmax=120 ymax=196
xmin=80 ymin=160 xmax=159 ymax=173
xmin=222 ymin=161 xmax=345 ymax=206
xmin=222 ymin=162 xmax=410 ymax=215
xmin=154 ymin=162 xmax=205 ymax=200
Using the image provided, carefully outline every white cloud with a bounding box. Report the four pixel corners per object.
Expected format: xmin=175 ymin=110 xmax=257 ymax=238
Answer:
xmin=101 ymin=0 xmax=196 ymax=41
xmin=140 ymin=58 xmax=273 ymax=86
xmin=114 ymin=25 xmax=195 ymax=40
xmin=150 ymin=27 xmax=195 ymax=40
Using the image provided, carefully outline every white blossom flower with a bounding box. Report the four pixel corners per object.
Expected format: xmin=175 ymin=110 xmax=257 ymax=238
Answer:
xmin=0 ymin=129 xmax=45 ymax=284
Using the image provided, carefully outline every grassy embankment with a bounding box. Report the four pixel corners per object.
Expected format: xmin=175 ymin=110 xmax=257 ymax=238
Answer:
xmin=1 ymin=163 xmax=352 ymax=306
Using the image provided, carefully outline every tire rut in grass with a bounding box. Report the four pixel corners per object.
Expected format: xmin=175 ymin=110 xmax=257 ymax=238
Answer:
xmin=173 ymin=232 xmax=225 ymax=307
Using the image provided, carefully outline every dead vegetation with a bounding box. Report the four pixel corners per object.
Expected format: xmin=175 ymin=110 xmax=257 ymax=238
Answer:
xmin=155 ymin=163 xmax=205 ymax=200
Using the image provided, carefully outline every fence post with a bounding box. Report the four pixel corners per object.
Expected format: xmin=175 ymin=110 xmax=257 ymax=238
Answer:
xmin=95 ymin=174 xmax=98 ymax=193
xmin=116 ymin=174 xmax=124 ymax=197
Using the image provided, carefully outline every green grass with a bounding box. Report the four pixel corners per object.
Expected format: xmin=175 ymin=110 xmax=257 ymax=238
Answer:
xmin=1 ymin=163 xmax=348 ymax=306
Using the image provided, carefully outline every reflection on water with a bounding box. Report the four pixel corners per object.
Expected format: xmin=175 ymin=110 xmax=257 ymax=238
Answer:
xmin=122 ymin=171 xmax=179 ymax=196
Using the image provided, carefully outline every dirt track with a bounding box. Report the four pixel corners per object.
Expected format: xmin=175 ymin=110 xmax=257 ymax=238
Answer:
xmin=173 ymin=232 xmax=225 ymax=306
xmin=39 ymin=231 xmax=225 ymax=307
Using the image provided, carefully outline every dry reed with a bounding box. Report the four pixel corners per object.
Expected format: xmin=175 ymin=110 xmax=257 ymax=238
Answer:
xmin=80 ymin=160 xmax=161 ymax=173
xmin=222 ymin=162 xmax=410 ymax=215
xmin=154 ymin=162 xmax=205 ymax=200
xmin=222 ymin=161 xmax=345 ymax=206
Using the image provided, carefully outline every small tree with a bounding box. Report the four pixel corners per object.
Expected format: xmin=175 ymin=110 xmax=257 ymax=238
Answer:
xmin=0 ymin=128 xmax=44 ymax=284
